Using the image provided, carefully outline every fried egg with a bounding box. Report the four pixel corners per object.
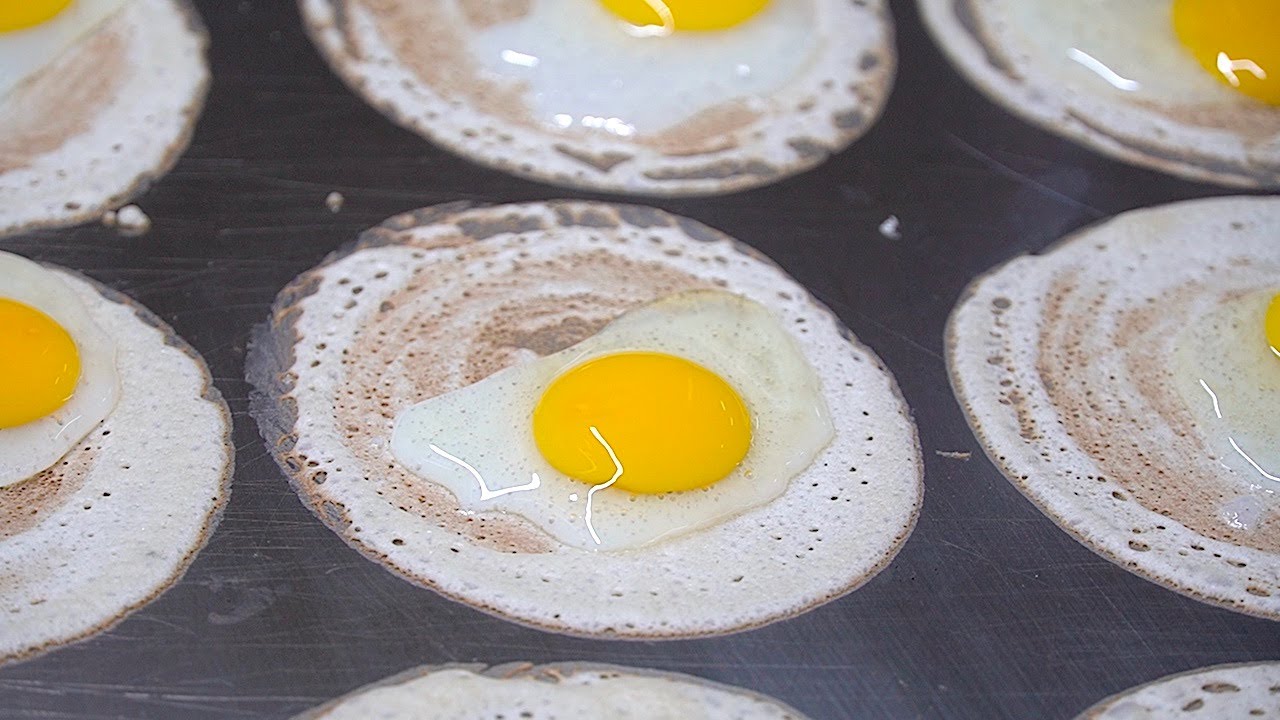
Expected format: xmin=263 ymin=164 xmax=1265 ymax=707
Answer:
xmin=391 ymin=290 xmax=834 ymax=551
xmin=0 ymin=253 xmax=231 ymax=667
xmin=1173 ymin=0 xmax=1278 ymax=107
xmin=295 ymin=663 xmax=812 ymax=720
xmin=948 ymin=196 xmax=1280 ymax=618
xmin=468 ymin=0 xmax=812 ymax=139
xmin=0 ymin=250 xmax=119 ymax=488
xmin=298 ymin=0 xmax=896 ymax=195
xmin=1171 ymin=289 xmax=1279 ymax=516
xmin=0 ymin=0 xmax=125 ymax=99
xmin=918 ymin=0 xmax=1280 ymax=187
xmin=248 ymin=201 xmax=923 ymax=638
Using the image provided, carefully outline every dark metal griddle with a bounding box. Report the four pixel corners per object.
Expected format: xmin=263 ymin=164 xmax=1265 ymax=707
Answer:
xmin=1 ymin=1 xmax=1276 ymax=717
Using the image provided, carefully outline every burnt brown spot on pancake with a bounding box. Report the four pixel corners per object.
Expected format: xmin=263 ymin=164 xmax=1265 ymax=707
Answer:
xmin=323 ymin=241 xmax=714 ymax=553
xmin=950 ymin=0 xmax=1023 ymax=80
xmin=644 ymin=158 xmax=779 ymax=181
xmin=354 ymin=0 xmax=532 ymax=123
xmin=1035 ymin=274 xmax=1278 ymax=554
xmin=456 ymin=0 xmax=531 ymax=29
xmin=0 ymin=21 xmax=126 ymax=174
xmin=0 ymin=446 xmax=96 ymax=539
xmin=640 ymin=102 xmax=762 ymax=157
xmin=553 ymin=145 xmax=634 ymax=172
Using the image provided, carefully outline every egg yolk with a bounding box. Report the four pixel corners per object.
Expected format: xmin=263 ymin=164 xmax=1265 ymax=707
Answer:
xmin=1266 ymin=292 xmax=1280 ymax=359
xmin=1172 ymin=0 xmax=1280 ymax=106
xmin=532 ymin=352 xmax=752 ymax=494
xmin=597 ymin=0 xmax=770 ymax=31
xmin=0 ymin=0 xmax=73 ymax=33
xmin=0 ymin=298 xmax=81 ymax=429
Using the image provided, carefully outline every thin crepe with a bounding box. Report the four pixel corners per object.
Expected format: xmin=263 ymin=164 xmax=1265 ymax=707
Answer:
xmin=947 ymin=196 xmax=1280 ymax=619
xmin=0 ymin=267 xmax=232 ymax=665
xmin=0 ymin=0 xmax=209 ymax=234
xmin=918 ymin=0 xmax=1280 ymax=188
xmin=1078 ymin=662 xmax=1280 ymax=719
xmin=295 ymin=662 xmax=812 ymax=720
xmin=248 ymin=200 xmax=923 ymax=638
xmin=297 ymin=0 xmax=895 ymax=196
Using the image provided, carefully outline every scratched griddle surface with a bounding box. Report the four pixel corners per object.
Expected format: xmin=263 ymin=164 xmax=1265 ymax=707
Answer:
xmin=1 ymin=1 xmax=1276 ymax=718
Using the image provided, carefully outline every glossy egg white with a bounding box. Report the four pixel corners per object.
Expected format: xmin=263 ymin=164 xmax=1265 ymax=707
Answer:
xmin=0 ymin=250 xmax=119 ymax=487
xmin=918 ymin=0 xmax=1280 ymax=188
xmin=469 ymin=0 xmax=815 ymax=137
xmin=1171 ymin=289 xmax=1280 ymax=527
xmin=946 ymin=196 xmax=1280 ymax=617
xmin=994 ymin=1 xmax=1229 ymax=104
xmin=299 ymin=0 xmax=896 ymax=195
xmin=391 ymin=289 xmax=834 ymax=552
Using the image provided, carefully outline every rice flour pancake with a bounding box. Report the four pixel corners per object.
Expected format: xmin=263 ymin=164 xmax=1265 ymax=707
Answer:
xmin=0 ymin=0 xmax=209 ymax=234
xmin=0 ymin=264 xmax=232 ymax=665
xmin=248 ymin=200 xmax=922 ymax=638
xmin=295 ymin=662 xmax=812 ymax=720
xmin=1078 ymin=662 xmax=1280 ymax=719
xmin=296 ymin=0 xmax=895 ymax=196
xmin=917 ymin=0 xmax=1280 ymax=188
xmin=947 ymin=196 xmax=1280 ymax=618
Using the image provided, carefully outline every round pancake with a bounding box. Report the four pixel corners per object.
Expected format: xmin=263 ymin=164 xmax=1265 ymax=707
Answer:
xmin=1078 ymin=662 xmax=1280 ymax=719
xmin=0 ymin=0 xmax=209 ymax=235
xmin=917 ymin=0 xmax=1280 ymax=188
xmin=947 ymin=196 xmax=1280 ymax=619
xmin=295 ymin=662 xmax=813 ymax=720
xmin=0 ymin=264 xmax=232 ymax=665
xmin=296 ymin=0 xmax=896 ymax=196
xmin=247 ymin=200 xmax=923 ymax=639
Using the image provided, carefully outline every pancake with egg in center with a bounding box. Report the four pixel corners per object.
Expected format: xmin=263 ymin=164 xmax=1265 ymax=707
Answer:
xmin=294 ymin=662 xmax=813 ymax=720
xmin=0 ymin=0 xmax=209 ymax=234
xmin=918 ymin=0 xmax=1280 ymax=188
xmin=1077 ymin=661 xmax=1280 ymax=719
xmin=0 ymin=253 xmax=232 ymax=665
xmin=297 ymin=0 xmax=895 ymax=196
xmin=247 ymin=200 xmax=923 ymax=638
xmin=947 ymin=196 xmax=1280 ymax=618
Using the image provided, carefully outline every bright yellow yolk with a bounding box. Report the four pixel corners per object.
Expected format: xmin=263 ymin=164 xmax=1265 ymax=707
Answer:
xmin=1172 ymin=0 xmax=1280 ymax=106
xmin=1266 ymin=292 xmax=1280 ymax=359
xmin=532 ymin=352 xmax=752 ymax=494
xmin=0 ymin=0 xmax=73 ymax=33
xmin=0 ymin=298 xmax=81 ymax=429
xmin=597 ymin=0 xmax=770 ymax=31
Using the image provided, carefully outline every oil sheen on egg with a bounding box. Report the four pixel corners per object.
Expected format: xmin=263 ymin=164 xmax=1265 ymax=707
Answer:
xmin=391 ymin=290 xmax=834 ymax=552
xmin=0 ymin=0 xmax=126 ymax=99
xmin=299 ymin=0 xmax=896 ymax=196
xmin=986 ymin=1 xmax=1245 ymax=105
xmin=918 ymin=0 xmax=1280 ymax=187
xmin=1173 ymin=0 xmax=1279 ymax=107
xmin=468 ymin=0 xmax=814 ymax=137
xmin=1171 ymin=289 xmax=1280 ymax=530
xmin=947 ymin=196 xmax=1280 ymax=618
xmin=0 ymin=250 xmax=119 ymax=487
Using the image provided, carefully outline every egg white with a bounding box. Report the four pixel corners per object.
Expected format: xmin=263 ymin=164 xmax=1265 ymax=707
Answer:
xmin=994 ymin=0 xmax=1242 ymax=105
xmin=947 ymin=195 xmax=1280 ymax=617
xmin=919 ymin=0 xmax=1280 ymax=188
xmin=0 ymin=251 xmax=119 ymax=488
xmin=391 ymin=289 xmax=834 ymax=552
xmin=302 ymin=0 xmax=895 ymax=195
xmin=1171 ymin=289 xmax=1279 ymax=528
xmin=0 ymin=0 xmax=126 ymax=100
xmin=468 ymin=0 xmax=816 ymax=136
